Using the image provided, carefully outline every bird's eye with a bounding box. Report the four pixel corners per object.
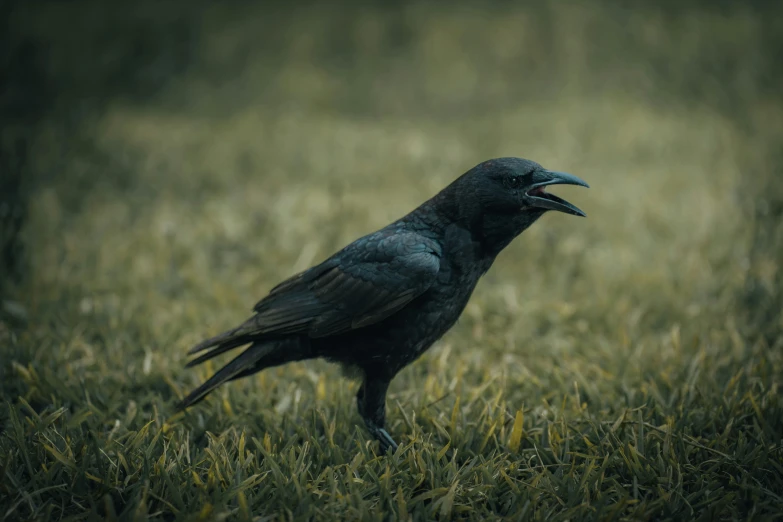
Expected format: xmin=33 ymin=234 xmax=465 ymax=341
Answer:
xmin=506 ymin=176 xmax=525 ymax=189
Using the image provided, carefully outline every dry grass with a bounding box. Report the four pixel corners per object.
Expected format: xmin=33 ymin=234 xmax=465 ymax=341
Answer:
xmin=2 ymin=1 xmax=782 ymax=520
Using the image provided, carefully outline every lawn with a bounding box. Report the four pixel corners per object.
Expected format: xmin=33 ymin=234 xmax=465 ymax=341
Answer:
xmin=1 ymin=1 xmax=782 ymax=520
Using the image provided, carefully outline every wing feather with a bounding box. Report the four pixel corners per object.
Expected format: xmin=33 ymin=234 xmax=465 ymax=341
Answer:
xmin=244 ymin=231 xmax=441 ymax=338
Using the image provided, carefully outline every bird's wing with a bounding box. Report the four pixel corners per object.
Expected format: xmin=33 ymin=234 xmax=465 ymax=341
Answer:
xmin=247 ymin=230 xmax=441 ymax=338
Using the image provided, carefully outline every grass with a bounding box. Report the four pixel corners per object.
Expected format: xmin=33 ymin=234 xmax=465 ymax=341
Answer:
xmin=2 ymin=1 xmax=783 ymax=520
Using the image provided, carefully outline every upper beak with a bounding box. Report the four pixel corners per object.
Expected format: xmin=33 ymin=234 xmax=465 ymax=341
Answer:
xmin=526 ymin=170 xmax=590 ymax=217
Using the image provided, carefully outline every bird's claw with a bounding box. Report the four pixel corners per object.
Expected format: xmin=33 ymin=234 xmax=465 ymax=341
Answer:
xmin=373 ymin=427 xmax=398 ymax=453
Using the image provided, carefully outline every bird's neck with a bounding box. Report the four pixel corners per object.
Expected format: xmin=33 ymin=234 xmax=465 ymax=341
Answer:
xmin=479 ymin=212 xmax=543 ymax=257
xmin=414 ymin=186 xmax=543 ymax=258
xmin=402 ymin=192 xmax=453 ymax=237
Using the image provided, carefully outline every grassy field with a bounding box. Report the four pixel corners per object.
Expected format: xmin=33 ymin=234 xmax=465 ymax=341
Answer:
xmin=2 ymin=1 xmax=782 ymax=520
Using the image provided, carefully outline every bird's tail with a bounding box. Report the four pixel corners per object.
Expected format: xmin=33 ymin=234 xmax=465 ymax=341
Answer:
xmin=185 ymin=319 xmax=259 ymax=368
xmin=178 ymin=337 xmax=312 ymax=411
xmin=178 ymin=341 xmax=276 ymax=410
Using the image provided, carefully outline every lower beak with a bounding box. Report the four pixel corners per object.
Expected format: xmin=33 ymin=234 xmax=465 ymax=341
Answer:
xmin=526 ymin=170 xmax=590 ymax=217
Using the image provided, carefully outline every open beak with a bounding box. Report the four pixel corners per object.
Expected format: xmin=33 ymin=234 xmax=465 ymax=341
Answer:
xmin=525 ymin=170 xmax=590 ymax=217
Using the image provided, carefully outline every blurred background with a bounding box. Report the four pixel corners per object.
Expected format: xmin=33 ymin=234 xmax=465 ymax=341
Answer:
xmin=1 ymin=0 xmax=782 ymax=517
xmin=3 ymin=0 xmax=781 ymax=350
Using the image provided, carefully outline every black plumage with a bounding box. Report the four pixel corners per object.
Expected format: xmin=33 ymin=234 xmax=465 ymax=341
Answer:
xmin=179 ymin=157 xmax=589 ymax=451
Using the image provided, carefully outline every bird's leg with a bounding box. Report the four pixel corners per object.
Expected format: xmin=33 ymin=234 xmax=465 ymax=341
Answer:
xmin=357 ymin=377 xmax=398 ymax=453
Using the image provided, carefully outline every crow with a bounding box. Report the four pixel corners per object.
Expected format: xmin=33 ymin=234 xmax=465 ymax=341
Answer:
xmin=178 ymin=157 xmax=588 ymax=452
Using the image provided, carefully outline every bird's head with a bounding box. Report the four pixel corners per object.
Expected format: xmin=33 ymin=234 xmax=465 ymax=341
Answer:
xmin=449 ymin=157 xmax=589 ymax=254
xmin=474 ymin=157 xmax=589 ymax=217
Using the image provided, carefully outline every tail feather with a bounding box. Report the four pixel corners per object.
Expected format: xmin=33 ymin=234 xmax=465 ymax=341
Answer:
xmin=178 ymin=342 xmax=275 ymax=410
xmin=187 ymin=325 xmax=246 ymax=355
xmin=185 ymin=337 xmax=252 ymax=368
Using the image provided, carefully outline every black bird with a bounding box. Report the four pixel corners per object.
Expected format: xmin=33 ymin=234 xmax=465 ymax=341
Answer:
xmin=179 ymin=157 xmax=588 ymax=451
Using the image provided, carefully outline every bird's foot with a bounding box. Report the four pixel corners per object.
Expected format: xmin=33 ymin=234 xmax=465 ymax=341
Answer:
xmin=368 ymin=425 xmax=399 ymax=453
